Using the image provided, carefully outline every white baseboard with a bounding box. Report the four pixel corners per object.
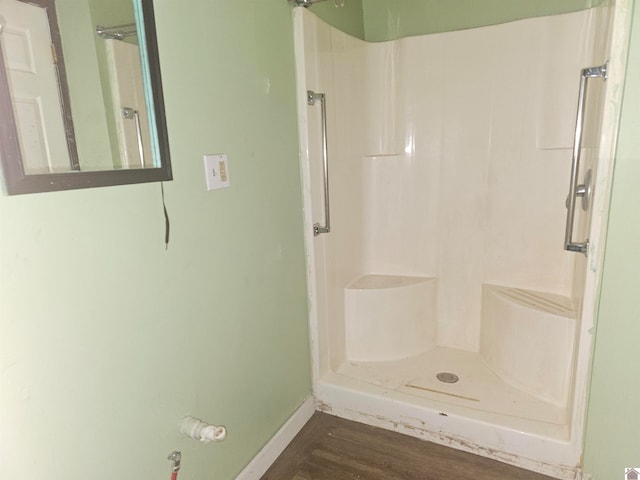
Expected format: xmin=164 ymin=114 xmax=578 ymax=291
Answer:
xmin=235 ymin=397 xmax=316 ymax=480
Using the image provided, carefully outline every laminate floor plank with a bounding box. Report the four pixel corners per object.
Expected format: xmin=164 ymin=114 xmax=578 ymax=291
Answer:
xmin=261 ymin=412 xmax=557 ymax=480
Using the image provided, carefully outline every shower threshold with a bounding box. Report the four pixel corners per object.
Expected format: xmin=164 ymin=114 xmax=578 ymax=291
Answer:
xmin=324 ymin=347 xmax=569 ymax=440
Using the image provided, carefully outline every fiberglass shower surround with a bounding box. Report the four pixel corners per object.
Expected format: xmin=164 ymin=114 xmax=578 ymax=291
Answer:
xmin=295 ymin=4 xmax=619 ymax=480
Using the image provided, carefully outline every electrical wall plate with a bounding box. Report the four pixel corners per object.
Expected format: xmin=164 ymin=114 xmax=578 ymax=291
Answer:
xmin=204 ymin=154 xmax=230 ymax=191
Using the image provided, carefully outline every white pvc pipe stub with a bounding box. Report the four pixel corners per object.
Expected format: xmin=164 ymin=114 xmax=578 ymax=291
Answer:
xmin=179 ymin=416 xmax=227 ymax=443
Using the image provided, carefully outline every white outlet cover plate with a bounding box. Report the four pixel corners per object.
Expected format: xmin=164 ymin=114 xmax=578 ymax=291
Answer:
xmin=204 ymin=154 xmax=230 ymax=191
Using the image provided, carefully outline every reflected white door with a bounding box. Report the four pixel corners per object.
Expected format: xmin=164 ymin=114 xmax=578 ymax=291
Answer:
xmin=0 ymin=0 xmax=70 ymax=173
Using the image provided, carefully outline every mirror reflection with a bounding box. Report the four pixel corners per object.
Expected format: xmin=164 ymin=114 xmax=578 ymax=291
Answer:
xmin=0 ymin=0 xmax=170 ymax=191
xmin=1 ymin=0 xmax=153 ymax=172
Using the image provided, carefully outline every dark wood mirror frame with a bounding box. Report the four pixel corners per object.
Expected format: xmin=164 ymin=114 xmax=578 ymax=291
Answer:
xmin=0 ymin=0 xmax=172 ymax=195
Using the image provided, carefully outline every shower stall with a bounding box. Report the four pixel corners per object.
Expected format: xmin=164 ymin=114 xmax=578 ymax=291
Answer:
xmin=293 ymin=2 xmax=631 ymax=479
xmin=98 ymin=23 xmax=153 ymax=169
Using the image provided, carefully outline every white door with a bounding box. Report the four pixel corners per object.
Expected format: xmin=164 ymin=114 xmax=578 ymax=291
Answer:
xmin=0 ymin=0 xmax=70 ymax=173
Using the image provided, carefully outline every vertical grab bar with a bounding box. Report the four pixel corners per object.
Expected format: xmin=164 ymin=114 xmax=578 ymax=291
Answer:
xmin=564 ymin=63 xmax=607 ymax=256
xmin=308 ymin=90 xmax=330 ymax=236
xmin=123 ymin=107 xmax=145 ymax=167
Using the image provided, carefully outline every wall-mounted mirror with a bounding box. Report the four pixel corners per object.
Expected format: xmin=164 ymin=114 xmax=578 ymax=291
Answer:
xmin=0 ymin=0 xmax=171 ymax=195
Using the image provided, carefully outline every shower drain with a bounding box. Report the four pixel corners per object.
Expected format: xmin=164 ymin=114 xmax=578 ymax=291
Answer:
xmin=436 ymin=372 xmax=459 ymax=384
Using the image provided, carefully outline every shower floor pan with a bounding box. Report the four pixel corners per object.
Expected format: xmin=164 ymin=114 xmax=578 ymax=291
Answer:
xmin=323 ymin=346 xmax=569 ymax=440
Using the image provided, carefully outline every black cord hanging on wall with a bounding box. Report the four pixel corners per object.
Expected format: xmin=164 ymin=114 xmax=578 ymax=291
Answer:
xmin=161 ymin=182 xmax=170 ymax=249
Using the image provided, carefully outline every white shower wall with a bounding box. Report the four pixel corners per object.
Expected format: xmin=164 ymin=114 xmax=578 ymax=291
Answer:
xmin=105 ymin=39 xmax=153 ymax=169
xmin=301 ymin=6 xmax=610 ymax=364
xmin=295 ymin=2 xmax=627 ymax=477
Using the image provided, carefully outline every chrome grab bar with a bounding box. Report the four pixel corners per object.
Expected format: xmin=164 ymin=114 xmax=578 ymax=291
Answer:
xmin=308 ymin=90 xmax=330 ymax=236
xmin=122 ymin=107 xmax=145 ymax=167
xmin=564 ymin=62 xmax=607 ymax=256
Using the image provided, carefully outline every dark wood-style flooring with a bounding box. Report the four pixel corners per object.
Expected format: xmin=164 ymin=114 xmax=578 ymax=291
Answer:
xmin=262 ymin=412 xmax=557 ymax=480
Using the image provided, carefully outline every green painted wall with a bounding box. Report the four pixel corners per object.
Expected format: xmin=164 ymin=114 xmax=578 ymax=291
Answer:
xmin=362 ymin=0 xmax=604 ymax=41
xmin=583 ymin=3 xmax=640 ymax=478
xmin=304 ymin=0 xmax=605 ymax=42
xmin=0 ymin=1 xmax=310 ymax=479
xmin=56 ymin=0 xmax=115 ymax=170
xmin=309 ymin=0 xmax=364 ymax=39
